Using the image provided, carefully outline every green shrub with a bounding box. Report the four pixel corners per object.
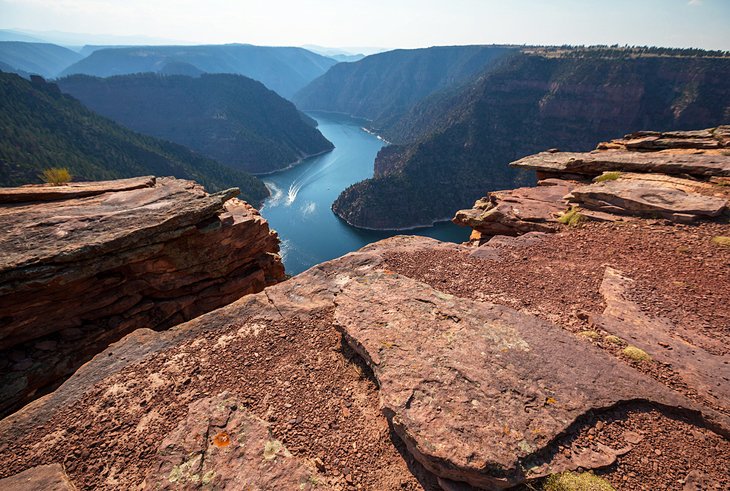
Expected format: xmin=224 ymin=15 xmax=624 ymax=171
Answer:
xmin=558 ymin=207 xmax=585 ymax=227
xmin=605 ymin=335 xmax=624 ymax=345
xmin=593 ymin=171 xmax=622 ymax=183
xmin=40 ymin=167 xmax=72 ymax=185
xmin=622 ymin=345 xmax=651 ymax=362
xmin=543 ymin=471 xmax=615 ymax=491
xmin=711 ymin=236 xmax=730 ymax=248
xmin=578 ymin=330 xmax=600 ymax=340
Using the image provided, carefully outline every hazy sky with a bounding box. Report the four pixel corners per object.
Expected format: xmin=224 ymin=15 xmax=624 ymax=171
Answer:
xmin=1 ymin=0 xmax=729 ymax=50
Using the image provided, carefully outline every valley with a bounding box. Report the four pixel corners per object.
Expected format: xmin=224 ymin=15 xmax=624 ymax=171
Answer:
xmin=0 ymin=11 xmax=728 ymax=489
xmin=259 ymin=112 xmax=468 ymax=274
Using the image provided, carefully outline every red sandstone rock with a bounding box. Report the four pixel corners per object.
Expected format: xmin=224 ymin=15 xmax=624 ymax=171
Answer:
xmin=2 ymin=237 xmax=725 ymax=490
xmin=0 ymin=177 xmax=284 ymax=416
xmin=0 ymin=464 xmax=76 ymax=490
xmin=144 ymin=393 xmax=322 ymax=490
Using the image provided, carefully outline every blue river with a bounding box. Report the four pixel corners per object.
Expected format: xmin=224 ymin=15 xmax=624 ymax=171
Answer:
xmin=259 ymin=112 xmax=469 ymax=275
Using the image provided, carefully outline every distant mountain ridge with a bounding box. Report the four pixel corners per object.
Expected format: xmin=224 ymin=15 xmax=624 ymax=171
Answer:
xmin=332 ymin=49 xmax=730 ymax=229
xmin=60 ymin=44 xmax=338 ymax=98
xmin=293 ymin=45 xmax=518 ymax=129
xmin=0 ymin=73 xmax=268 ymax=205
xmin=0 ymin=41 xmax=82 ymax=78
xmin=57 ymin=73 xmax=334 ymax=174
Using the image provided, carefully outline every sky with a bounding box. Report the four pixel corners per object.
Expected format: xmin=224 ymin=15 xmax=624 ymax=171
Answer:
xmin=1 ymin=0 xmax=729 ymax=51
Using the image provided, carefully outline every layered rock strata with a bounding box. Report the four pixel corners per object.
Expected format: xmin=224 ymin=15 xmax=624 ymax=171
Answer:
xmin=454 ymin=127 xmax=730 ymax=239
xmin=0 ymin=235 xmax=727 ymax=490
xmin=0 ymin=177 xmax=284 ymax=416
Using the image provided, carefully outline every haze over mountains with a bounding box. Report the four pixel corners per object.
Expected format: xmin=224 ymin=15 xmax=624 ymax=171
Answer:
xmin=59 ymin=44 xmax=337 ymax=99
xmin=0 ymin=41 xmax=82 ymax=78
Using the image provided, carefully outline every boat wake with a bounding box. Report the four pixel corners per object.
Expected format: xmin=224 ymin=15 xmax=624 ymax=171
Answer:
xmin=282 ymin=156 xmax=341 ymax=206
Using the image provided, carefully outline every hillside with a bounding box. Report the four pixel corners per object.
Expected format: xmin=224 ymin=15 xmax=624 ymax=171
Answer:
xmin=57 ymin=73 xmax=334 ymax=174
xmin=60 ymin=44 xmax=338 ymax=98
xmin=0 ymin=41 xmax=82 ymax=78
xmin=333 ymin=50 xmax=730 ymax=229
xmin=293 ymin=45 xmax=517 ymax=130
xmin=0 ymin=73 xmax=268 ymax=205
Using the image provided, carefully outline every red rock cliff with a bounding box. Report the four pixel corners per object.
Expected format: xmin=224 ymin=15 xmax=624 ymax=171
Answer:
xmin=0 ymin=176 xmax=284 ymax=416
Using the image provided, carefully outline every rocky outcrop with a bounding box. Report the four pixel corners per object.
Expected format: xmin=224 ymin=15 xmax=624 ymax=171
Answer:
xmin=1 ymin=235 xmax=726 ymax=490
xmin=454 ymin=127 xmax=730 ymax=238
xmin=0 ymin=177 xmax=284 ymax=416
xmin=511 ymin=126 xmax=730 ymax=178
xmin=144 ymin=393 xmax=322 ymax=490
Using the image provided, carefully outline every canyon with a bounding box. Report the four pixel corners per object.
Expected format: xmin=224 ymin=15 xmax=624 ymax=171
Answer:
xmin=0 ymin=129 xmax=728 ymax=490
xmin=310 ymin=48 xmax=730 ymax=229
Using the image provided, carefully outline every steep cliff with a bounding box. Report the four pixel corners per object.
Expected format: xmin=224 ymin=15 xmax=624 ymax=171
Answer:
xmin=0 ymin=72 xmax=269 ymax=205
xmin=57 ymin=73 xmax=334 ymax=174
xmin=0 ymin=176 xmax=284 ymax=416
xmin=332 ymin=50 xmax=730 ymax=229
xmin=293 ymin=45 xmax=516 ymax=127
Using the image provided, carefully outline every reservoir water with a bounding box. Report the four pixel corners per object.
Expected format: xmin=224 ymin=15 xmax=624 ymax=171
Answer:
xmin=259 ymin=112 xmax=469 ymax=275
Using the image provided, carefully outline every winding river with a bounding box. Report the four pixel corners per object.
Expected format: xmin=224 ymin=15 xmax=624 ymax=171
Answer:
xmin=260 ymin=111 xmax=469 ymax=275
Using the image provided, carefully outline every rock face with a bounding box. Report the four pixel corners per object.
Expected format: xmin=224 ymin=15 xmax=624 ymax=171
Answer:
xmin=0 ymin=464 xmax=76 ymax=491
xmin=593 ymin=268 xmax=730 ymax=411
xmin=511 ymin=126 xmax=730 ymax=178
xmin=454 ymin=127 xmax=730 ymax=238
xmin=0 ymin=176 xmax=283 ymax=416
xmin=144 ymin=393 xmax=321 ymax=490
xmin=333 ymin=268 xmax=715 ymax=489
xmin=0 ymin=235 xmax=726 ymax=490
xmin=568 ymin=180 xmax=727 ymax=222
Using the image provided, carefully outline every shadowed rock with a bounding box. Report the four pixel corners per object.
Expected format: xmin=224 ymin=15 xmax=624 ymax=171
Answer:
xmin=0 ymin=176 xmax=283 ymax=416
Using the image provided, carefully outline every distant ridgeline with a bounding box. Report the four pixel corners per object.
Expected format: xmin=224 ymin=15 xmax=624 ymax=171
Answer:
xmin=58 ymin=73 xmax=334 ymax=174
xmin=0 ymin=72 xmax=269 ymax=205
xmin=59 ymin=44 xmax=338 ymax=98
xmin=296 ymin=46 xmax=730 ymax=229
xmin=0 ymin=41 xmax=83 ymax=79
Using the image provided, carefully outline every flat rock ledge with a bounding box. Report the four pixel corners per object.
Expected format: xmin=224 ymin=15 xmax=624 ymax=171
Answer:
xmin=1 ymin=236 xmax=726 ymax=490
xmin=0 ymin=176 xmax=284 ymax=416
xmin=454 ymin=127 xmax=730 ymax=238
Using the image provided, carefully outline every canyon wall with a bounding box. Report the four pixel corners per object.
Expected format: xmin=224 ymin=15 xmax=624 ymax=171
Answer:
xmin=331 ymin=52 xmax=730 ymax=229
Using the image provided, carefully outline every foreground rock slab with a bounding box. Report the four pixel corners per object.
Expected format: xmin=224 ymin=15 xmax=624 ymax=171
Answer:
xmin=0 ymin=236 xmax=726 ymax=490
xmin=333 ymin=267 xmax=725 ymax=489
xmin=593 ymin=268 xmax=730 ymax=411
xmin=144 ymin=393 xmax=321 ymax=490
xmin=0 ymin=176 xmax=283 ymax=416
